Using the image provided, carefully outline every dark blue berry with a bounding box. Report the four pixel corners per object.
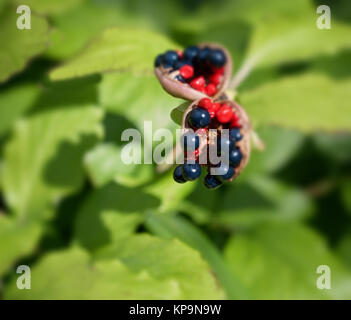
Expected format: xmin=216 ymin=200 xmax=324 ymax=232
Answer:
xmin=183 ymin=163 xmax=202 ymax=181
xmin=154 ymin=54 xmax=163 ymax=67
xmin=162 ymin=63 xmax=173 ymax=69
xmin=204 ymin=174 xmax=222 ymax=189
xmin=163 ymin=50 xmax=179 ymax=67
xmin=216 ymin=164 xmax=235 ymax=181
xmin=208 ymin=49 xmax=226 ymax=67
xmin=175 ymin=74 xmax=185 ymax=83
xmin=184 ymin=46 xmax=200 ymax=61
xmin=182 ymin=132 xmax=200 ymax=151
xmin=229 ymin=147 xmax=243 ymax=167
xmin=197 ymin=47 xmax=211 ymax=62
xmin=217 ymin=135 xmax=235 ymax=154
xmin=229 ymin=128 xmax=243 ymax=142
xmin=173 ymin=165 xmax=187 ymax=184
xmin=174 ymin=60 xmax=186 ymax=69
xmin=188 ymin=107 xmax=211 ymax=128
xmin=182 ymin=59 xmax=193 ymax=66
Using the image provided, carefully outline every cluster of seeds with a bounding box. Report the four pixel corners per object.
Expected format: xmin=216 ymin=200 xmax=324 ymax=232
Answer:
xmin=173 ymin=98 xmax=244 ymax=189
xmin=154 ymin=45 xmax=226 ymax=96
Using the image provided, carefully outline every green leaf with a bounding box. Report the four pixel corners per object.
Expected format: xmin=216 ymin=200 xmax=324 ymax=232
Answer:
xmin=0 ymin=84 xmax=39 ymax=137
xmin=215 ymin=176 xmax=314 ymax=228
xmin=2 ymin=92 xmax=104 ymax=219
xmin=84 ymin=143 xmax=153 ymax=188
xmin=4 ymin=246 xmax=182 ymax=299
xmin=0 ymin=214 xmax=42 ymax=275
xmin=11 ymin=0 xmax=83 ymax=15
xmin=241 ymin=73 xmax=351 ymax=131
xmin=99 ymin=72 xmax=182 ymax=133
xmin=74 ymin=182 xmax=159 ymax=251
xmin=0 ymin=6 xmax=49 ymax=83
xmin=224 ymin=222 xmax=351 ymax=299
xmin=49 ymin=28 xmax=179 ymax=81
xmin=242 ymin=126 xmax=305 ymax=178
xmin=96 ymin=234 xmax=225 ymax=299
xmin=145 ymin=212 xmax=251 ymax=299
xmin=144 ymin=171 xmax=196 ymax=213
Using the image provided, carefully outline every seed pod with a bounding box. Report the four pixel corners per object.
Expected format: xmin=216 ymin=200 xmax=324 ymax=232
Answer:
xmin=155 ymin=43 xmax=232 ymax=101
xmin=182 ymin=98 xmax=251 ymax=183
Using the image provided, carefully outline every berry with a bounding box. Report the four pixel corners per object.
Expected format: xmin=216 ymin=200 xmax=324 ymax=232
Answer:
xmin=182 ymin=132 xmax=200 ymax=151
xmin=211 ymin=103 xmax=221 ymax=112
xmin=154 ymin=54 xmax=163 ymax=67
xmin=163 ymin=50 xmax=179 ymax=67
xmin=188 ymin=107 xmax=211 ymax=128
xmin=216 ymin=104 xmax=234 ymax=123
xmin=175 ymin=50 xmax=183 ymax=59
xmin=209 ymin=72 xmax=222 ymax=85
xmin=217 ymin=164 xmax=235 ymax=181
xmin=230 ymin=117 xmax=241 ymax=128
xmin=183 ymin=162 xmax=202 ymax=181
xmin=204 ymin=174 xmax=222 ymax=189
xmin=212 ymin=66 xmax=225 ymax=74
xmin=174 ymin=60 xmax=186 ymax=69
xmin=179 ymin=65 xmax=194 ymax=79
xmin=229 ymin=148 xmax=243 ymax=167
xmin=229 ymin=128 xmax=243 ymax=142
xmin=205 ymin=83 xmax=217 ymax=96
xmin=184 ymin=45 xmax=200 ymax=61
xmin=175 ymin=74 xmax=185 ymax=83
xmin=190 ymin=76 xmax=205 ymax=90
xmin=198 ymin=98 xmax=212 ymax=110
xmin=197 ymin=47 xmax=211 ymax=61
xmin=217 ymin=135 xmax=235 ymax=154
xmin=209 ymin=49 xmax=226 ymax=67
xmin=173 ymin=165 xmax=187 ymax=183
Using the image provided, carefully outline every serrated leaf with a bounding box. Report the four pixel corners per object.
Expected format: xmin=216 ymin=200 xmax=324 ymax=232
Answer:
xmin=215 ymin=176 xmax=314 ymax=228
xmin=0 ymin=84 xmax=39 ymax=137
xmin=4 ymin=246 xmax=181 ymax=299
xmin=224 ymin=222 xmax=351 ymax=299
xmin=96 ymin=234 xmax=225 ymax=299
xmin=241 ymin=73 xmax=351 ymax=132
xmin=49 ymin=28 xmax=179 ymax=81
xmin=145 ymin=212 xmax=250 ymax=299
xmin=2 ymin=91 xmax=104 ymax=219
xmin=74 ymin=182 xmax=159 ymax=251
xmin=0 ymin=215 xmax=42 ymax=275
xmin=0 ymin=6 xmax=49 ymax=83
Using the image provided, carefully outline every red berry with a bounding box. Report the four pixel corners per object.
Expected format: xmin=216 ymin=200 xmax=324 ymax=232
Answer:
xmin=176 ymin=50 xmax=183 ymax=59
xmin=216 ymin=104 xmax=234 ymax=123
xmin=212 ymin=66 xmax=224 ymax=74
xmin=208 ymin=109 xmax=216 ymax=118
xmin=212 ymin=102 xmax=221 ymax=112
xmin=209 ymin=73 xmax=222 ymax=85
xmin=205 ymin=83 xmax=217 ymax=96
xmin=198 ymin=98 xmax=212 ymax=109
xmin=190 ymin=76 xmax=205 ymax=90
xmin=230 ymin=118 xmax=241 ymax=128
xmin=179 ymin=65 xmax=194 ymax=79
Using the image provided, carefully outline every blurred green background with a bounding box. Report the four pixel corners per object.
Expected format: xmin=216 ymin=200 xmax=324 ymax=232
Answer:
xmin=0 ymin=0 xmax=351 ymax=299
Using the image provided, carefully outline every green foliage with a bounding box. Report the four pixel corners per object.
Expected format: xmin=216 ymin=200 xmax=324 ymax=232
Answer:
xmin=0 ymin=0 xmax=351 ymax=300
xmin=0 ymin=5 xmax=49 ymax=82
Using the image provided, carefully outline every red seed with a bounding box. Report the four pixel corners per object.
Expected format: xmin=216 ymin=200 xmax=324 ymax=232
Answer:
xmin=179 ymin=65 xmax=194 ymax=79
xmin=209 ymin=73 xmax=222 ymax=85
xmin=198 ymin=98 xmax=212 ymax=109
xmin=205 ymin=83 xmax=217 ymax=96
xmin=176 ymin=50 xmax=183 ymax=59
xmin=211 ymin=102 xmax=221 ymax=112
xmin=216 ymin=104 xmax=234 ymax=123
xmin=190 ymin=76 xmax=205 ymax=90
xmin=212 ymin=66 xmax=224 ymax=74
xmin=230 ymin=118 xmax=241 ymax=128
